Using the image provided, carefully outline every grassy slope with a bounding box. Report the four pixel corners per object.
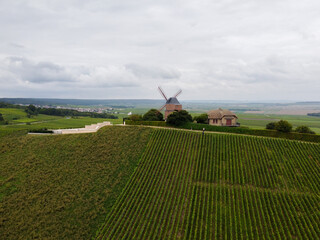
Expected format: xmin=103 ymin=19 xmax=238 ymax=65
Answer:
xmin=97 ymin=128 xmax=320 ymax=239
xmin=0 ymin=126 xmax=153 ymax=239
xmin=0 ymin=108 xmax=63 ymax=123
xmin=0 ymin=107 xmax=123 ymax=137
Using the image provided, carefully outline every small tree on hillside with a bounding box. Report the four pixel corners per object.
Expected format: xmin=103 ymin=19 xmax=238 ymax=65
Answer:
xmin=275 ymin=120 xmax=292 ymax=133
xmin=0 ymin=113 xmax=4 ymax=122
xmin=193 ymin=113 xmax=208 ymax=124
xmin=129 ymin=114 xmax=142 ymax=121
xmin=295 ymin=125 xmax=315 ymax=134
xmin=142 ymin=109 xmax=163 ymax=121
xmin=266 ymin=122 xmax=276 ymax=130
xmin=25 ymin=104 xmax=38 ymax=117
xmin=167 ymin=110 xmax=192 ymax=126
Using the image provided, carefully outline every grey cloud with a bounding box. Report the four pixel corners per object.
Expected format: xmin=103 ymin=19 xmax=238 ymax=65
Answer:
xmin=4 ymin=57 xmax=74 ymax=83
xmin=1 ymin=57 xmax=141 ymax=88
xmin=125 ymin=64 xmax=180 ymax=79
xmin=0 ymin=0 xmax=320 ymax=100
xmin=9 ymin=43 xmax=25 ymax=48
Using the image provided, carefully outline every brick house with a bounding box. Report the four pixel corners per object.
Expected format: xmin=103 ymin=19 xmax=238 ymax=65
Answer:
xmin=208 ymin=108 xmax=239 ymax=126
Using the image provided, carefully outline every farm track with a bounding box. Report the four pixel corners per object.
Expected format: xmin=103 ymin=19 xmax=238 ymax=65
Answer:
xmin=96 ymin=128 xmax=320 ymax=239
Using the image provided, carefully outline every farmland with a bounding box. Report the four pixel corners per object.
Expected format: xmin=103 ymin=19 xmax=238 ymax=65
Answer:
xmin=0 ymin=108 xmax=122 ymax=137
xmin=236 ymin=113 xmax=320 ymax=134
xmin=0 ymin=126 xmax=152 ymax=239
xmin=97 ymin=129 xmax=320 ymax=239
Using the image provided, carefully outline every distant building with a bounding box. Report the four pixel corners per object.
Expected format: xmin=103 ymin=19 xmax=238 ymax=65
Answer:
xmin=163 ymin=97 xmax=182 ymax=120
xmin=208 ymin=108 xmax=239 ymax=126
xmin=158 ymin=87 xmax=183 ymax=120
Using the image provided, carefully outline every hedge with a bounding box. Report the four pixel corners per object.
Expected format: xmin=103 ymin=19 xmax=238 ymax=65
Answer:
xmin=28 ymin=128 xmax=54 ymax=134
xmin=182 ymin=122 xmax=320 ymax=143
xmin=126 ymin=120 xmax=320 ymax=143
xmin=125 ymin=120 xmax=167 ymax=127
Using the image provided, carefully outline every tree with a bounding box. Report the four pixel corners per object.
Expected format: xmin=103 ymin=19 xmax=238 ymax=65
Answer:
xmin=25 ymin=104 xmax=38 ymax=117
xmin=167 ymin=110 xmax=192 ymax=126
xmin=129 ymin=114 xmax=142 ymax=121
xmin=275 ymin=120 xmax=292 ymax=133
xmin=295 ymin=125 xmax=315 ymax=134
xmin=0 ymin=113 xmax=8 ymax=125
xmin=142 ymin=109 xmax=163 ymax=121
xmin=266 ymin=122 xmax=276 ymax=130
xmin=193 ymin=113 xmax=208 ymax=124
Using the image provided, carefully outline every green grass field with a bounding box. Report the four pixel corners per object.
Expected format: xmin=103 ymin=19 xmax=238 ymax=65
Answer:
xmin=237 ymin=113 xmax=320 ymax=134
xmin=0 ymin=126 xmax=152 ymax=239
xmin=0 ymin=108 xmax=123 ymax=137
xmin=97 ymin=128 xmax=320 ymax=239
xmin=0 ymin=108 xmax=63 ymax=123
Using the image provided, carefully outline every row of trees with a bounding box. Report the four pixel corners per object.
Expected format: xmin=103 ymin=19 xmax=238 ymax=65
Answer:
xmin=129 ymin=109 xmax=194 ymax=126
xmin=24 ymin=105 xmax=118 ymax=119
xmin=266 ymin=120 xmax=315 ymax=134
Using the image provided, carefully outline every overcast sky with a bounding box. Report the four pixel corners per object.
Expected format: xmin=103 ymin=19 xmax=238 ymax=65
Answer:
xmin=1 ymin=0 xmax=320 ymax=101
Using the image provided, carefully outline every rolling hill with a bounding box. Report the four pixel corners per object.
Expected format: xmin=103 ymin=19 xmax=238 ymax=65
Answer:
xmin=97 ymin=128 xmax=320 ymax=239
xmin=1 ymin=126 xmax=319 ymax=239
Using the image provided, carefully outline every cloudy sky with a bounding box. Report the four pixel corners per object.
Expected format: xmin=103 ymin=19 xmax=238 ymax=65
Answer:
xmin=1 ymin=0 xmax=320 ymax=101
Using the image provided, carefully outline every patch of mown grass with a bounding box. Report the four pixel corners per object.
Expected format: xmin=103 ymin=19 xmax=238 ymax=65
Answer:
xmin=0 ymin=126 xmax=153 ymax=239
xmin=0 ymin=117 xmax=121 ymax=138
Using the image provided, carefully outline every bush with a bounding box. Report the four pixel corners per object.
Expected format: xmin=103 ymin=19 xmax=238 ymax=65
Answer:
xmin=193 ymin=113 xmax=208 ymax=124
xmin=142 ymin=109 xmax=163 ymax=121
xmin=129 ymin=114 xmax=142 ymax=121
xmin=266 ymin=122 xmax=276 ymax=130
xmin=167 ymin=110 xmax=192 ymax=126
xmin=28 ymin=128 xmax=53 ymax=133
xmin=275 ymin=120 xmax=292 ymax=133
xmin=125 ymin=120 xmax=167 ymax=127
xmin=295 ymin=126 xmax=315 ymax=134
xmin=25 ymin=104 xmax=38 ymax=117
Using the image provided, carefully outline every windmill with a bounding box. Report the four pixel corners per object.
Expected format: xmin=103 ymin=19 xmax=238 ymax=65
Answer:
xmin=158 ymin=86 xmax=183 ymax=120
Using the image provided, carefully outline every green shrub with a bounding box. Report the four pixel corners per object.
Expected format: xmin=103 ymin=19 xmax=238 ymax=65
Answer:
xmin=266 ymin=122 xmax=276 ymax=130
xmin=295 ymin=125 xmax=315 ymax=134
xmin=275 ymin=120 xmax=292 ymax=133
xmin=126 ymin=120 xmax=167 ymax=127
xmin=129 ymin=114 xmax=143 ymax=121
xmin=142 ymin=109 xmax=163 ymax=121
xmin=193 ymin=113 xmax=208 ymax=124
xmin=167 ymin=110 xmax=192 ymax=126
xmin=28 ymin=128 xmax=53 ymax=133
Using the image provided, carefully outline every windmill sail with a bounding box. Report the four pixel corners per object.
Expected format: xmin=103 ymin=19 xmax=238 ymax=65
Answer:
xmin=173 ymin=89 xmax=182 ymax=98
xmin=158 ymin=86 xmax=168 ymax=101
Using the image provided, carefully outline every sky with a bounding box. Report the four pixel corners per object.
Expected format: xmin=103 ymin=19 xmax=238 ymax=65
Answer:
xmin=0 ymin=0 xmax=320 ymax=101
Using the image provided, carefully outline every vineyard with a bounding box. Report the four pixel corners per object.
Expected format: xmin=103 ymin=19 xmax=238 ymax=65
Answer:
xmin=97 ymin=129 xmax=320 ymax=239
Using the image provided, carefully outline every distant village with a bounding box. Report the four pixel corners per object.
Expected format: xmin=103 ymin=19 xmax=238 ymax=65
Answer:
xmin=16 ymin=104 xmax=124 ymax=115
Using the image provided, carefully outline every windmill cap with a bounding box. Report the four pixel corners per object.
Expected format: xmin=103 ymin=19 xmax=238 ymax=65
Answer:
xmin=166 ymin=97 xmax=180 ymax=105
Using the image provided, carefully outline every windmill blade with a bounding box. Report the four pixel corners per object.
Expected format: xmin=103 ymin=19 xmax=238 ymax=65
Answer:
xmin=173 ymin=89 xmax=182 ymax=98
xmin=159 ymin=104 xmax=166 ymax=111
xmin=158 ymin=86 xmax=168 ymax=101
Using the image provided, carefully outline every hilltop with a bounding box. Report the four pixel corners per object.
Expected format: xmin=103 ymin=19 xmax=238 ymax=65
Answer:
xmin=1 ymin=126 xmax=319 ymax=239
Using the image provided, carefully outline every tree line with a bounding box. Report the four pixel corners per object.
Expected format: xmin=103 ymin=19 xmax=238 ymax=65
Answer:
xmin=24 ymin=105 xmax=118 ymax=119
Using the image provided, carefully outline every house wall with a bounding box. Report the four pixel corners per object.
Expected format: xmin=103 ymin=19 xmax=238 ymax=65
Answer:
xmin=208 ymin=118 xmax=222 ymax=126
xmin=221 ymin=117 xmax=237 ymax=126
xmin=209 ymin=117 xmax=237 ymax=126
